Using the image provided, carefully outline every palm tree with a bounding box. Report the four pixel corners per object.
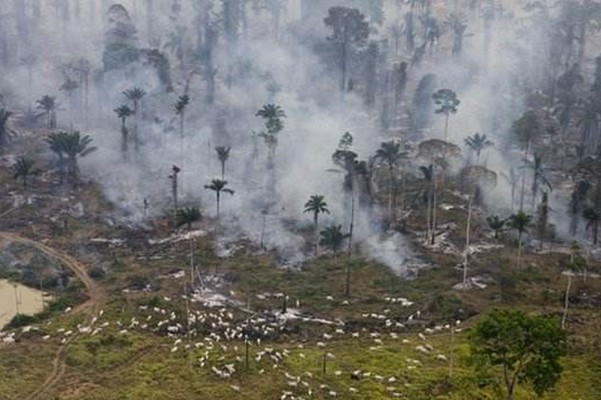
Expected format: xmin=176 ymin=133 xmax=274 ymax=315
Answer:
xmin=464 ymin=133 xmax=493 ymax=162
xmin=583 ymin=207 xmax=600 ymax=244
xmin=304 ymin=195 xmax=330 ymax=255
xmin=204 ymin=179 xmax=234 ymax=217
xmin=114 ymin=105 xmax=133 ymax=161
xmin=256 ymin=104 xmax=286 ymax=159
xmin=12 ymin=157 xmax=37 ymax=188
xmin=215 ymin=146 xmax=231 ymax=179
xmin=45 ymin=131 xmax=97 ymax=182
xmin=36 ymin=95 xmax=58 ymax=129
xmin=304 ymin=195 xmax=330 ymax=229
xmin=508 ymin=211 xmax=532 ymax=268
xmin=375 ymin=140 xmax=408 ymax=225
xmin=177 ymin=207 xmax=201 ymax=230
xmin=522 ymin=153 xmax=552 ymax=211
xmin=0 ymin=109 xmax=14 ymax=148
xmin=486 ymin=215 xmax=505 ymax=240
xmin=319 ymin=225 xmax=349 ymax=254
xmin=432 ymin=89 xmax=460 ymax=140
xmin=123 ymin=87 xmax=146 ymax=151
xmin=174 ymin=94 xmax=190 ymax=138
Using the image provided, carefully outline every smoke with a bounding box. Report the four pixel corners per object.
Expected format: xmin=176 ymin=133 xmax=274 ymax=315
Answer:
xmin=0 ymin=1 xmax=578 ymax=274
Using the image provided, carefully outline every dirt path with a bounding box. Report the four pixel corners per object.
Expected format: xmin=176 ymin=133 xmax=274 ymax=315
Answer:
xmin=0 ymin=232 xmax=105 ymax=400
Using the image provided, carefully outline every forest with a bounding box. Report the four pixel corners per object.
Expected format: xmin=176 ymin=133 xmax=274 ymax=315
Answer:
xmin=0 ymin=1 xmax=600 ymax=399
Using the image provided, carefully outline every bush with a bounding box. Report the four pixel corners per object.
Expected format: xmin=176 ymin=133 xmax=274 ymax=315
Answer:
xmin=89 ymin=266 xmax=106 ymax=280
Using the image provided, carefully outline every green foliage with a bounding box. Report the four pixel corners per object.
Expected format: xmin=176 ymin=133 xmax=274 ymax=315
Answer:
xmin=176 ymin=207 xmax=201 ymax=229
xmin=432 ymin=88 xmax=460 ymax=116
xmin=486 ymin=215 xmax=506 ymax=239
xmin=6 ymin=314 xmax=37 ymax=329
xmin=304 ymin=195 xmax=330 ymax=225
xmin=319 ymin=225 xmax=349 ymax=253
xmin=324 ymin=7 xmax=370 ymax=47
xmin=174 ymin=94 xmax=190 ymax=115
xmin=512 ymin=110 xmax=540 ymax=150
xmin=470 ymin=309 xmax=567 ymax=398
xmin=464 ymin=133 xmax=493 ymax=160
xmin=508 ymin=211 xmax=532 ymax=236
xmin=11 ymin=156 xmax=37 ymax=188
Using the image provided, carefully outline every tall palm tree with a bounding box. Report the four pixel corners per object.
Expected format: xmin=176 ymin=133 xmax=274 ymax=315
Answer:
xmin=487 ymin=215 xmax=505 ymax=240
xmin=522 ymin=153 xmax=552 ymax=211
xmin=215 ymin=146 xmax=231 ymax=179
xmin=256 ymin=104 xmax=286 ymax=162
xmin=508 ymin=211 xmax=532 ymax=268
xmin=304 ymin=195 xmax=330 ymax=229
xmin=375 ymin=140 xmax=408 ymax=225
xmin=12 ymin=157 xmax=37 ymax=188
xmin=123 ymin=87 xmax=146 ymax=151
xmin=45 ymin=131 xmax=97 ymax=182
xmin=583 ymin=207 xmax=600 ymax=244
xmin=304 ymin=195 xmax=330 ymax=255
xmin=319 ymin=225 xmax=349 ymax=254
xmin=177 ymin=207 xmax=201 ymax=230
xmin=464 ymin=133 xmax=493 ymax=162
xmin=204 ymin=179 xmax=234 ymax=217
xmin=0 ymin=109 xmax=14 ymax=148
xmin=174 ymin=94 xmax=190 ymax=138
xmin=114 ymin=105 xmax=133 ymax=161
xmin=36 ymin=95 xmax=58 ymax=129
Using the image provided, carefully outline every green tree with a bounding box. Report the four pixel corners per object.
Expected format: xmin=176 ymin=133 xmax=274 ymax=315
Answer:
xmin=177 ymin=207 xmax=201 ymax=230
xmin=174 ymin=94 xmax=190 ymax=138
xmin=12 ymin=157 xmax=37 ymax=188
xmin=123 ymin=87 xmax=146 ymax=151
xmin=45 ymin=131 xmax=97 ymax=182
xmin=324 ymin=7 xmax=370 ymax=92
xmin=487 ymin=215 xmax=505 ymax=240
xmin=470 ymin=309 xmax=567 ymax=400
xmin=305 ymin=194 xmax=330 ymax=255
xmin=375 ymin=140 xmax=408 ymax=225
xmin=215 ymin=146 xmax=231 ymax=179
xmin=114 ymin=105 xmax=133 ymax=161
xmin=304 ymin=195 xmax=330 ymax=230
xmin=256 ymin=104 xmax=286 ymax=164
xmin=508 ymin=210 xmax=532 ymax=268
xmin=204 ymin=179 xmax=234 ymax=217
xmin=36 ymin=95 xmax=58 ymax=129
xmin=512 ymin=111 xmax=541 ymax=210
xmin=464 ymin=133 xmax=493 ymax=162
xmin=319 ymin=225 xmax=349 ymax=254
xmin=522 ymin=153 xmax=552 ymax=211
xmin=432 ymin=88 xmax=460 ymax=140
